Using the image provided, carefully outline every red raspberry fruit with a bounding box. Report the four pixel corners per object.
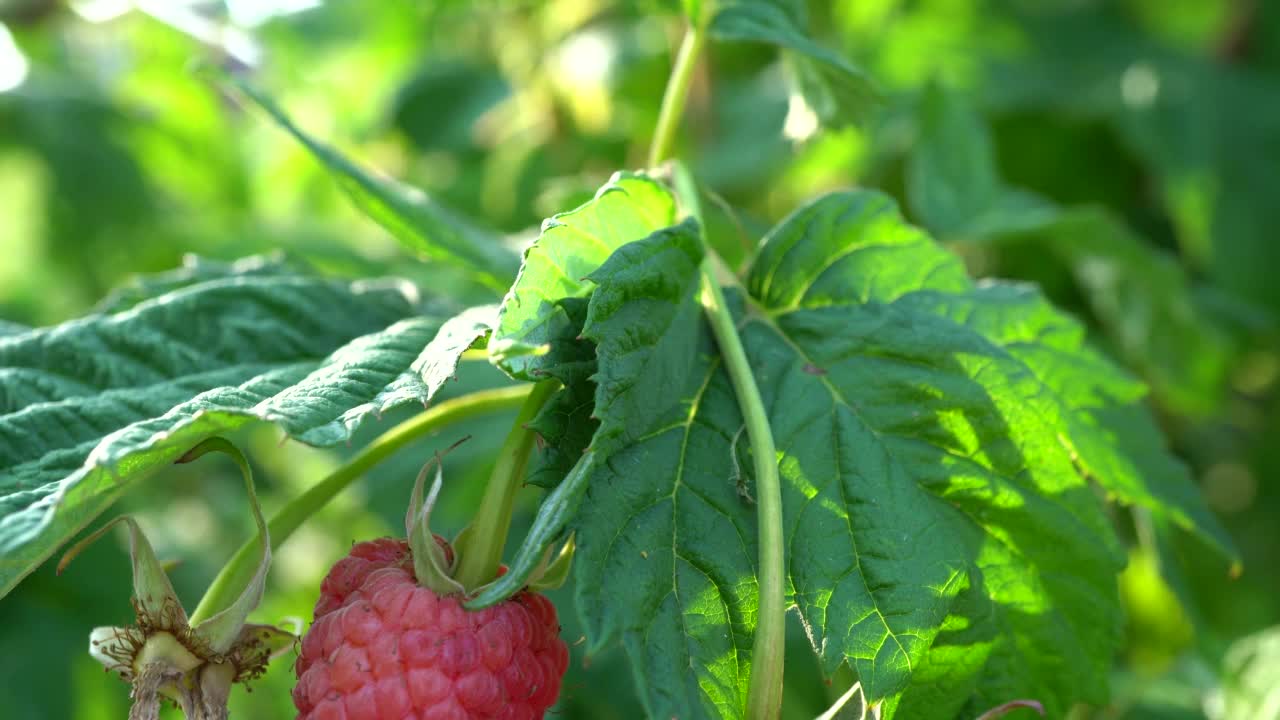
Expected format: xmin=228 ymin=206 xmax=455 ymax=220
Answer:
xmin=294 ymin=538 xmax=569 ymax=720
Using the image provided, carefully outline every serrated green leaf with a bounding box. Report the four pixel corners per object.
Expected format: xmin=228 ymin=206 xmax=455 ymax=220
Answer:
xmin=224 ymin=75 xmax=519 ymax=294
xmin=742 ymin=191 xmax=1227 ymax=713
xmin=896 ymin=284 xmax=1236 ymax=562
xmin=0 ymin=261 xmax=486 ymax=600
xmin=744 ymin=193 xmax=1124 ymax=715
xmin=576 ymin=190 xmax=1186 ymax=716
xmin=575 ymin=222 xmax=756 ymax=719
xmin=517 ymin=195 xmax=1106 ymax=715
xmin=564 ymin=192 xmax=1123 ymax=716
xmin=484 ymin=172 xmax=1226 ymax=716
xmin=710 ymin=2 xmax=878 ymax=127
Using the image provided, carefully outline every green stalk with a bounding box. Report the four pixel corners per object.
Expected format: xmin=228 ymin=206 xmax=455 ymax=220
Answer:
xmin=654 ymin=18 xmax=786 ymax=718
xmin=700 ymin=270 xmax=786 ymax=719
xmin=648 ymin=25 xmax=706 ymax=168
xmin=451 ymin=379 xmax=559 ymax=590
xmin=190 ymin=385 xmax=532 ymax=622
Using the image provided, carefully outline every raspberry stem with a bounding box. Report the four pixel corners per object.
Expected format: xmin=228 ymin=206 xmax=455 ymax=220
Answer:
xmin=654 ymin=15 xmax=787 ymax=711
xmin=452 ymin=379 xmax=559 ymax=590
xmin=648 ymin=25 xmax=705 ymax=169
xmin=194 ymin=385 xmax=532 ymax=622
xmin=697 ymin=265 xmax=787 ymax=720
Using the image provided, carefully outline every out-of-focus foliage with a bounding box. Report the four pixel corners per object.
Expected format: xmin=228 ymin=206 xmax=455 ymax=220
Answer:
xmin=0 ymin=1 xmax=1277 ymax=718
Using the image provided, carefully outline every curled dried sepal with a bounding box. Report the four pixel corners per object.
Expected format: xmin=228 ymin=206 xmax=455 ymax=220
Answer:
xmin=407 ymin=452 xmax=466 ymax=596
xmin=225 ymin=622 xmax=298 ymax=683
xmin=59 ymin=516 xmax=184 ymax=627
xmin=179 ymin=437 xmax=270 ymax=654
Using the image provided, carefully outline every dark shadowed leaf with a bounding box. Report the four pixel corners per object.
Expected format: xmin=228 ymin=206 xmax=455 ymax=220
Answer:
xmin=390 ymin=61 xmax=511 ymax=152
xmin=906 ymin=83 xmax=1056 ymax=239
xmin=906 ymin=83 xmax=1239 ymax=416
xmin=710 ymin=2 xmax=878 ymax=127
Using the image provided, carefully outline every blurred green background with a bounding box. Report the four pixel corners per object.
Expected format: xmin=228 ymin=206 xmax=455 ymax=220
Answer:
xmin=0 ymin=0 xmax=1277 ymax=717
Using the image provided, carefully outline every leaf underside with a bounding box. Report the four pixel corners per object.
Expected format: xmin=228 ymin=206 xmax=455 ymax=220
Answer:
xmin=493 ymin=174 xmax=1233 ymax=719
xmin=0 ymin=258 xmax=490 ymax=599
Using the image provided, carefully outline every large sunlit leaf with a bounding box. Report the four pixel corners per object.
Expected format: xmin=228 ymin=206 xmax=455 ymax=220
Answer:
xmin=0 ymin=260 xmax=489 ymax=599
xmin=740 ymin=192 xmax=1126 ymax=716
xmin=225 ymin=75 xmax=520 ymax=294
xmin=496 ymin=174 xmax=1230 ymax=716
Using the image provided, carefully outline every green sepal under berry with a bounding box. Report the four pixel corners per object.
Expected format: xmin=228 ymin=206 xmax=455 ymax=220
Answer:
xmin=389 ymin=438 xmax=579 ymax=602
xmin=405 ymin=454 xmax=467 ymax=596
